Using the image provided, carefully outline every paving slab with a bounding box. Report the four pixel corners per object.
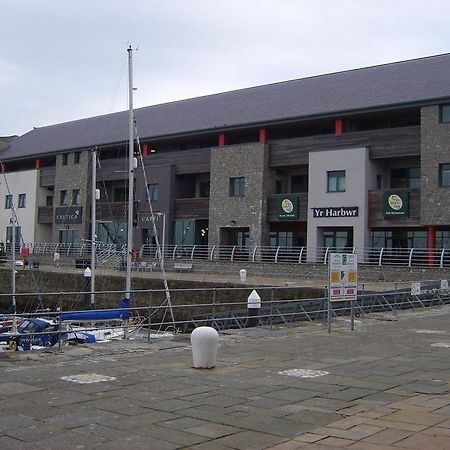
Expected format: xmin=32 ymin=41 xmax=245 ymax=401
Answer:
xmin=0 ymin=304 xmax=448 ymax=449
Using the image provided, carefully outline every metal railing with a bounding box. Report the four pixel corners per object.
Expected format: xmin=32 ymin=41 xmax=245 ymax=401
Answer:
xmin=9 ymin=243 xmax=450 ymax=268
xmin=1 ymin=279 xmax=449 ymax=351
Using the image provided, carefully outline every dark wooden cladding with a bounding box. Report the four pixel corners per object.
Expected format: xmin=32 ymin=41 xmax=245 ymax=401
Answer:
xmin=96 ymin=202 xmax=127 ymax=221
xmin=37 ymin=206 xmax=54 ymax=223
xmin=174 ymin=198 xmax=209 ymax=219
xmin=144 ymin=148 xmax=211 ymax=175
xmin=267 ymin=194 xmax=308 ymax=222
xmin=269 ymin=126 xmax=420 ymax=167
xmin=368 ymin=189 xmax=421 ymax=227
xmin=39 ymin=167 xmax=56 ymax=186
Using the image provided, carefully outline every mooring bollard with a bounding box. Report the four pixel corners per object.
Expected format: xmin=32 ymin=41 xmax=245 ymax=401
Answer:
xmin=239 ymin=268 xmax=247 ymax=283
xmin=190 ymin=326 xmax=219 ymax=369
xmin=247 ymin=289 xmax=261 ymax=327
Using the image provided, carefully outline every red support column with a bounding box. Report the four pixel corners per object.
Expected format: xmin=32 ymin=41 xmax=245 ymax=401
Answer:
xmin=142 ymin=144 xmax=150 ymax=156
xmin=259 ymin=127 xmax=268 ymax=143
xmin=35 ymin=158 xmax=42 ymax=169
xmin=218 ymin=132 xmax=228 ymax=147
xmin=428 ymin=226 xmax=436 ymax=266
xmin=1 ymin=163 xmax=8 ymax=173
xmin=335 ymin=118 xmax=346 ymax=136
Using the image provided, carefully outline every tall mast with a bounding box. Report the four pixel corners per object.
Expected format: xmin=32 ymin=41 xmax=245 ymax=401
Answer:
xmin=125 ymin=46 xmax=135 ymax=301
xmin=90 ymin=148 xmax=96 ymax=307
xmin=11 ymin=210 xmax=17 ymax=332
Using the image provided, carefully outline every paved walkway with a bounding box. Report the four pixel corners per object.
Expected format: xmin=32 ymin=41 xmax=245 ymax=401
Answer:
xmin=0 ymin=306 xmax=449 ymax=449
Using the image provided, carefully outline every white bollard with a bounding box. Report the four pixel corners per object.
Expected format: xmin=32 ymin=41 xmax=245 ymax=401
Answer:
xmin=190 ymin=326 xmax=219 ymax=369
xmin=247 ymin=289 xmax=261 ymax=327
xmin=239 ymin=269 xmax=247 ymax=283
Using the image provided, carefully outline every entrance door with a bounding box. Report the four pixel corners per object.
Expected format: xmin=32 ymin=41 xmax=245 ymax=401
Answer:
xmin=219 ymin=227 xmax=250 ymax=260
xmin=323 ymin=227 xmax=354 ymax=252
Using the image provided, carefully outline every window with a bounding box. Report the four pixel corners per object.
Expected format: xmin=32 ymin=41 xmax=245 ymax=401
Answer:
xmin=5 ymin=194 xmax=12 ymax=209
xmin=72 ymin=189 xmax=80 ymax=205
xmin=18 ymin=193 xmax=26 ymax=208
xmin=60 ymin=190 xmax=68 ymax=206
xmin=275 ymin=180 xmax=283 ymax=194
xmin=62 ymin=154 xmax=69 ymax=165
xmin=439 ymin=164 xmax=450 ymax=187
xmin=6 ymin=225 xmax=21 ymax=249
xmin=199 ymin=181 xmax=210 ymax=198
xmin=229 ymin=177 xmax=245 ymax=197
xmin=391 ymin=167 xmax=420 ymax=188
xmin=46 ymin=195 xmax=53 ymax=207
xmin=291 ymin=174 xmax=308 ymax=193
xmin=59 ymin=229 xmax=77 ymax=244
xmin=147 ymin=183 xmax=159 ymax=201
xmin=327 ymin=170 xmax=346 ymax=192
xmin=74 ymin=152 xmax=81 ymax=164
xmin=440 ymin=105 xmax=450 ymax=123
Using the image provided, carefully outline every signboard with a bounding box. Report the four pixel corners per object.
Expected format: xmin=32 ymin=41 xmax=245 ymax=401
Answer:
xmin=54 ymin=207 xmax=82 ymax=224
xmin=312 ymin=206 xmax=359 ymax=218
xmin=278 ymin=196 xmax=299 ymax=220
xmin=329 ymin=253 xmax=358 ymax=301
xmin=440 ymin=279 xmax=449 ymax=291
xmin=411 ymin=282 xmax=421 ymax=296
xmin=383 ymin=191 xmax=409 ymax=217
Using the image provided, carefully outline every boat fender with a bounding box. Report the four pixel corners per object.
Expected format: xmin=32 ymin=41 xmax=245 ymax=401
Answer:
xmin=84 ymin=333 xmax=96 ymax=344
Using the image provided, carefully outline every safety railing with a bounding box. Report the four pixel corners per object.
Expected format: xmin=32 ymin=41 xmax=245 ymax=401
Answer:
xmin=8 ymin=243 xmax=450 ymax=268
xmin=1 ymin=278 xmax=449 ymax=351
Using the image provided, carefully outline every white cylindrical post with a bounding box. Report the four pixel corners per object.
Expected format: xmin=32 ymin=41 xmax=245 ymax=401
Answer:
xmin=190 ymin=326 xmax=219 ymax=369
xmin=239 ymin=268 xmax=247 ymax=283
xmin=84 ymin=267 xmax=92 ymax=308
xmin=247 ymin=289 xmax=261 ymax=327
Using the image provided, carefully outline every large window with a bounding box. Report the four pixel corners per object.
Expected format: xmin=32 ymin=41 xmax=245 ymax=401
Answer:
xmin=62 ymin=154 xmax=69 ymax=165
xmin=18 ymin=193 xmax=26 ymax=208
xmin=391 ymin=167 xmax=420 ymax=189
xmin=270 ymin=231 xmax=293 ymax=247
xmin=6 ymin=225 xmax=21 ymax=249
xmin=199 ymin=181 xmax=210 ymax=198
xmin=60 ymin=190 xmax=68 ymax=206
xmin=439 ymin=164 xmax=450 ymax=187
xmin=74 ymin=152 xmax=81 ymax=164
xmin=327 ymin=170 xmax=346 ymax=192
xmin=440 ymin=104 xmax=450 ymax=123
xmin=147 ymin=183 xmax=159 ymax=201
xmin=229 ymin=177 xmax=245 ymax=197
xmin=173 ymin=220 xmax=194 ymax=246
xmin=72 ymin=189 xmax=80 ymax=205
xmin=59 ymin=229 xmax=77 ymax=244
xmin=291 ymin=174 xmax=308 ymax=193
xmin=5 ymin=194 xmax=12 ymax=209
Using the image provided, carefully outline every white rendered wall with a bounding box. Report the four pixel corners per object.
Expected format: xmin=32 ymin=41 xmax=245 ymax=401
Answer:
xmin=0 ymin=169 xmax=39 ymax=246
xmin=307 ymin=147 xmax=374 ymax=262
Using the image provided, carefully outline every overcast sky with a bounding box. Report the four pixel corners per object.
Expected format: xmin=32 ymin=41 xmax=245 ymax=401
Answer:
xmin=1 ymin=0 xmax=449 ymax=136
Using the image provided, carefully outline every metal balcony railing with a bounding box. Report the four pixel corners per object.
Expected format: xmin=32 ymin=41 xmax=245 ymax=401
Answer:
xmin=10 ymin=243 xmax=450 ymax=269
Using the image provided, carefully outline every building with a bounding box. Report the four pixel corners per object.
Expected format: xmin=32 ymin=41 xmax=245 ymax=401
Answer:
xmin=1 ymin=54 xmax=450 ymax=262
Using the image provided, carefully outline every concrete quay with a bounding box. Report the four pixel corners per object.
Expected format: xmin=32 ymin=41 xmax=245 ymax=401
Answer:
xmin=0 ymin=306 xmax=449 ymax=449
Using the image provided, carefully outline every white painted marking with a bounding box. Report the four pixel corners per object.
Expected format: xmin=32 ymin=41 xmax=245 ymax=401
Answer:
xmin=430 ymin=342 xmax=450 ymax=348
xmin=416 ymin=330 xmax=446 ymax=334
xmin=278 ymin=369 xmax=329 ymax=378
xmin=61 ymin=373 xmax=117 ymax=384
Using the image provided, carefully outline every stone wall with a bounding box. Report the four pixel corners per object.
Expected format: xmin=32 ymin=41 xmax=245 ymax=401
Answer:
xmin=421 ymin=106 xmax=450 ymax=224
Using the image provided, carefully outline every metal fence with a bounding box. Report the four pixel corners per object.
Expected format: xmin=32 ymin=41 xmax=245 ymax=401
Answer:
xmin=1 ymin=279 xmax=449 ymax=351
xmin=13 ymin=243 xmax=450 ymax=268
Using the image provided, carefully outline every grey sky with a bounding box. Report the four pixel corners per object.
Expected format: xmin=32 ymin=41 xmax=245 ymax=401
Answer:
xmin=1 ymin=0 xmax=449 ymax=136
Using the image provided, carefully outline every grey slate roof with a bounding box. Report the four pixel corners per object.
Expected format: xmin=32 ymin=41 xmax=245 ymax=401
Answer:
xmin=2 ymin=53 xmax=450 ymax=161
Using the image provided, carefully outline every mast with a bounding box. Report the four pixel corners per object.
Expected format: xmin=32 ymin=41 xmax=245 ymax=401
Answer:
xmin=125 ymin=46 xmax=135 ymax=301
xmin=11 ymin=211 xmax=17 ymax=332
xmin=90 ymin=149 xmax=96 ymax=307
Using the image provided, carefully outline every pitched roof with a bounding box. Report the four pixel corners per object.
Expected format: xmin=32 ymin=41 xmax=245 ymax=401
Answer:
xmin=2 ymin=53 xmax=450 ymax=161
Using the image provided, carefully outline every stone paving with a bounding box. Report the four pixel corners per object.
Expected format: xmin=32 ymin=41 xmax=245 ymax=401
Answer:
xmin=0 ymin=306 xmax=449 ymax=449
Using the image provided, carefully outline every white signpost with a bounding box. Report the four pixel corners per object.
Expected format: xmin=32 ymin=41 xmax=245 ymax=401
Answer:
xmin=328 ymin=253 xmax=358 ymax=332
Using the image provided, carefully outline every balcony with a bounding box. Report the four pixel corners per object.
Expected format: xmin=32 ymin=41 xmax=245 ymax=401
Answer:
xmin=174 ymin=198 xmax=209 ymax=219
xmin=39 ymin=167 xmax=56 ymax=187
xmin=37 ymin=206 xmax=54 ymax=223
xmin=96 ymin=202 xmax=127 ymax=221
xmin=368 ymin=189 xmax=421 ymax=227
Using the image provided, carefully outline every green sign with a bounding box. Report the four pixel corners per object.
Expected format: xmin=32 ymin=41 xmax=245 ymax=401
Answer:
xmin=383 ymin=191 xmax=409 ymax=217
xmin=278 ymin=196 xmax=299 ymax=220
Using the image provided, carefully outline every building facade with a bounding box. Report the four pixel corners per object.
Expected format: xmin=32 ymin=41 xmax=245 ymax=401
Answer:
xmin=1 ymin=54 xmax=450 ymax=261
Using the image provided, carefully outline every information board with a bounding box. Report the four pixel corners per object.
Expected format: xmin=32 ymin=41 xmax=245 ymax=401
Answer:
xmin=328 ymin=253 xmax=358 ymax=301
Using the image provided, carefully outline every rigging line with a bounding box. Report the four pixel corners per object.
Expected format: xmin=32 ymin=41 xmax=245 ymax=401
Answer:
xmin=134 ymin=122 xmax=176 ymax=328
